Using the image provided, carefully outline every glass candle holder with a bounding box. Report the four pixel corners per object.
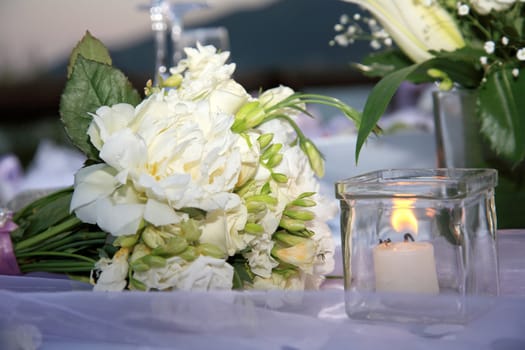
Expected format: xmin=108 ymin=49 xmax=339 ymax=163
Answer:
xmin=335 ymin=169 xmax=499 ymax=323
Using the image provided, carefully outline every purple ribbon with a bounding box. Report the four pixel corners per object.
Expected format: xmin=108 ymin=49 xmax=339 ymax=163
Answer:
xmin=0 ymin=209 xmax=21 ymax=275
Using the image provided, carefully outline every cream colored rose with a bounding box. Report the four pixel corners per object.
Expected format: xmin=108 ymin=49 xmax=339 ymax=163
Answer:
xmin=199 ymin=204 xmax=249 ymax=256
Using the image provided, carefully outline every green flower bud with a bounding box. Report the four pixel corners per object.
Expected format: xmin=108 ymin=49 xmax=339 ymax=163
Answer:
xmin=261 ymin=143 xmax=282 ymax=160
xmin=130 ymin=243 xmax=151 ymax=262
xmin=279 ymin=217 xmax=306 ymax=232
xmin=247 ymin=201 xmax=267 ymax=213
xmin=179 ymin=246 xmax=198 ymax=261
xmin=271 ymin=173 xmax=288 ymax=183
xmin=142 ymin=255 xmax=167 ymax=268
xmin=291 ymin=198 xmax=317 ymax=207
xmin=266 ymin=153 xmax=283 ymax=168
xmin=257 ymin=133 xmax=274 ymax=149
xmin=161 ymin=73 xmax=183 ymax=88
xmin=232 ymin=101 xmax=266 ymax=133
xmin=142 ymin=226 xmax=167 ymax=249
xmin=274 ymin=231 xmax=308 ymax=246
xmin=130 ymin=261 xmax=149 ymax=272
xmin=246 ymin=194 xmax=278 ymax=206
xmin=181 ymin=219 xmax=202 ymax=243
xmin=152 ymin=235 xmax=188 ymax=257
xmin=198 ymin=243 xmax=226 ymax=259
xmin=301 ymin=139 xmax=324 ymax=178
xmin=113 ymin=233 xmax=139 ymax=248
xmin=129 ymin=277 xmax=147 ymax=291
xmin=284 ymin=209 xmax=315 ymax=221
xmin=244 ymin=222 xmax=265 ymax=235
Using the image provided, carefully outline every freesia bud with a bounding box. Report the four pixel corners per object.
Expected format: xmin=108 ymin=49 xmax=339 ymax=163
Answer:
xmin=279 ymin=217 xmax=306 ymax=232
xmin=272 ymin=240 xmax=317 ymax=273
xmin=261 ymin=143 xmax=282 ymax=160
xmin=152 ymin=235 xmax=188 ymax=257
xmin=142 ymin=226 xmax=167 ymax=249
xmin=266 ymin=153 xmax=283 ymax=168
xmin=232 ymin=101 xmax=266 ymax=132
xmin=181 ymin=219 xmax=202 ymax=243
xmin=244 ymin=222 xmax=265 ymax=235
xmin=161 ymin=73 xmax=182 ymax=88
xmin=284 ymin=209 xmax=315 ymax=221
xmin=342 ymin=0 xmax=465 ymax=63
xmin=179 ymin=246 xmax=198 ymax=261
xmin=113 ymin=233 xmax=139 ymax=248
xmin=271 ymin=173 xmax=288 ymax=183
xmin=301 ymin=139 xmax=324 ymax=178
xmin=198 ymin=243 xmax=227 ymax=259
xmin=291 ymin=198 xmax=317 ymax=207
xmin=257 ymin=133 xmax=274 ymax=149
xmin=274 ymin=231 xmax=308 ymax=246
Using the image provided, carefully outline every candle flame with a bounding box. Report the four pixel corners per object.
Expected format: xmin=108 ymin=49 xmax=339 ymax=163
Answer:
xmin=391 ymin=198 xmax=418 ymax=234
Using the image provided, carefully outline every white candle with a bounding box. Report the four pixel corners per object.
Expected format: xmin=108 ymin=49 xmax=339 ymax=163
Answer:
xmin=373 ymin=240 xmax=439 ymax=294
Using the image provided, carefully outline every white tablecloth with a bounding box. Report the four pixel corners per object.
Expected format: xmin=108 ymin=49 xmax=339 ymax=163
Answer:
xmin=1 ymin=230 xmax=524 ymax=350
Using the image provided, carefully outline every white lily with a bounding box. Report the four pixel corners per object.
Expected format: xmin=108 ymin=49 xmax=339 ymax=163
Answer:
xmin=342 ymin=0 xmax=465 ymax=62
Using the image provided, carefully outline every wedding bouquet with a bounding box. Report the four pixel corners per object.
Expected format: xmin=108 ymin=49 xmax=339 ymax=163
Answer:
xmin=336 ymin=0 xmax=525 ymax=166
xmin=2 ymin=32 xmax=364 ymax=292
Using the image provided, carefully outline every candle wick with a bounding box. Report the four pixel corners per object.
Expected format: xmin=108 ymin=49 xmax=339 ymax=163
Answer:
xmin=404 ymin=233 xmax=415 ymax=242
xmin=379 ymin=238 xmax=392 ymax=245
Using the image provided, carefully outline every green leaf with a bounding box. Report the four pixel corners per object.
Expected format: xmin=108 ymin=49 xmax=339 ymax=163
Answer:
xmin=231 ymin=261 xmax=253 ymax=289
xmin=59 ymin=56 xmax=141 ymax=159
xmin=67 ymin=31 xmax=112 ymax=79
xmin=478 ymin=66 xmax=525 ymax=165
xmin=357 ymin=49 xmax=413 ymax=78
xmin=355 ymin=64 xmax=421 ymax=161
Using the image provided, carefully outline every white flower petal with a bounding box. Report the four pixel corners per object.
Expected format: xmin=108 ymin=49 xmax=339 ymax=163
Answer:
xmin=96 ymin=197 xmax=145 ymax=236
xmin=70 ymin=164 xmax=117 ymax=211
xmin=144 ymin=198 xmax=182 ymax=226
xmin=99 ymin=129 xmax=147 ymax=173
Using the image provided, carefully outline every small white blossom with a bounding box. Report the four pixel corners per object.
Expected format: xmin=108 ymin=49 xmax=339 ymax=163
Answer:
xmin=517 ymin=48 xmax=525 ymax=61
xmin=340 ymin=14 xmax=349 ymax=24
xmin=512 ymin=68 xmax=520 ymax=78
xmin=334 ymin=23 xmax=344 ymax=31
xmin=501 ymin=36 xmax=509 ymax=46
xmin=353 ymin=13 xmax=361 ymax=20
xmin=480 ymin=56 xmax=488 ymax=65
xmin=384 ymin=37 xmax=393 ymax=46
xmin=457 ymin=3 xmax=470 ymax=16
xmin=370 ymin=39 xmax=381 ymax=50
xmin=484 ymin=41 xmax=495 ymax=54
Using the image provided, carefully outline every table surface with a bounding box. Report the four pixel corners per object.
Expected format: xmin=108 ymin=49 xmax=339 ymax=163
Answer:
xmin=1 ymin=230 xmax=524 ymax=350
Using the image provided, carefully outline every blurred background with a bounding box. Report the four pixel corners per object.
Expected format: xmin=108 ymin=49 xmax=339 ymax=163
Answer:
xmin=0 ymin=0 xmax=436 ymax=204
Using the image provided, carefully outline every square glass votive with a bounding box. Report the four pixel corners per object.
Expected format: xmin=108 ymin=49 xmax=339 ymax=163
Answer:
xmin=335 ymin=169 xmax=499 ymax=323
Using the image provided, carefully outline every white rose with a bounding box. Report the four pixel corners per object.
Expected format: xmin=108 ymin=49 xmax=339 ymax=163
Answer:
xmin=88 ymin=103 xmax=136 ymax=150
xmin=92 ymin=248 xmax=130 ymax=291
xmin=175 ymin=256 xmax=234 ymax=290
xmin=208 ymin=79 xmax=250 ymax=115
xmin=244 ymin=233 xmax=278 ymax=278
xmin=72 ymin=93 xmax=244 ymax=236
xmin=469 ymin=0 xmax=516 ymax=14
xmin=199 ymin=204 xmax=249 ymax=256
xmin=133 ymin=256 xmax=186 ymax=291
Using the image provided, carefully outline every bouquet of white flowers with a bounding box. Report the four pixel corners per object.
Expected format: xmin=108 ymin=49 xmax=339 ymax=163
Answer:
xmin=2 ymin=32 xmax=365 ymax=292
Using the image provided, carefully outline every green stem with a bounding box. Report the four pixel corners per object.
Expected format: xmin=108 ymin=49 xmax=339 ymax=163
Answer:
xmin=20 ymin=232 xmax=106 ymax=254
xmin=14 ymin=217 xmax=82 ymax=251
xmin=15 ymin=251 xmax=97 ymax=264
xmin=21 ymin=265 xmax=94 ymax=273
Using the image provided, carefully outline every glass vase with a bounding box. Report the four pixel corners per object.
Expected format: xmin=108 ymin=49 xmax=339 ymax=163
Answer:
xmin=433 ymin=89 xmax=525 ymax=229
xmin=335 ymin=169 xmax=499 ymax=323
